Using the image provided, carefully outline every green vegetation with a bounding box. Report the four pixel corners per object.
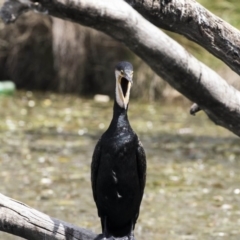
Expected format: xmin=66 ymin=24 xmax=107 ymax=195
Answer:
xmin=200 ymin=0 xmax=240 ymax=27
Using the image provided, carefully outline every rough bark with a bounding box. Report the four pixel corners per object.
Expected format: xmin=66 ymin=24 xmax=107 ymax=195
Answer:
xmin=125 ymin=0 xmax=240 ymax=78
xmin=1 ymin=0 xmax=240 ymax=135
xmin=0 ymin=193 xmax=98 ymax=240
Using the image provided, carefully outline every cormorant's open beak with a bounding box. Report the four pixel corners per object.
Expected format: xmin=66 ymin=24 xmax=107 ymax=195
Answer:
xmin=120 ymin=71 xmax=133 ymax=98
xmin=115 ymin=69 xmax=133 ymax=109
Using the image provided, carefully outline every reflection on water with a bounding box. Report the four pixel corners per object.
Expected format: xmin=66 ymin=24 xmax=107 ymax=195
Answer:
xmin=0 ymin=92 xmax=240 ymax=240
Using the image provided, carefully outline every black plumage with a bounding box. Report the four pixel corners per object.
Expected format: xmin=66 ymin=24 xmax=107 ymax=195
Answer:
xmin=91 ymin=61 xmax=146 ymax=239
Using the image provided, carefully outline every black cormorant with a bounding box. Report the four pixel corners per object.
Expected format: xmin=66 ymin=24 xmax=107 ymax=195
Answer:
xmin=91 ymin=61 xmax=146 ymax=240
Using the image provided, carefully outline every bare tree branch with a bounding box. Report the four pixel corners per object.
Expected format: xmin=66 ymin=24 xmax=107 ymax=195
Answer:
xmin=1 ymin=0 xmax=240 ymax=136
xmin=125 ymin=0 xmax=240 ymax=78
xmin=0 ymin=193 xmax=98 ymax=240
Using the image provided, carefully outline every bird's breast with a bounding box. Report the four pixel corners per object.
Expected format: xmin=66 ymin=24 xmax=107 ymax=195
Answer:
xmin=97 ymin=133 xmax=140 ymax=200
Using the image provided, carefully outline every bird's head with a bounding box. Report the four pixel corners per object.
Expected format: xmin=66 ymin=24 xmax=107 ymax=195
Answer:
xmin=115 ymin=61 xmax=133 ymax=109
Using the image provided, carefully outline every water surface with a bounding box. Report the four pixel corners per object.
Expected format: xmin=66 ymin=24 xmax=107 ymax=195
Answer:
xmin=0 ymin=92 xmax=239 ymax=240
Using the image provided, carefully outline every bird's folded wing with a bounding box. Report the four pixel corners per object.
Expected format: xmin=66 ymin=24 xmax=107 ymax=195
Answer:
xmin=91 ymin=138 xmax=102 ymax=203
xmin=136 ymin=138 xmax=147 ymax=197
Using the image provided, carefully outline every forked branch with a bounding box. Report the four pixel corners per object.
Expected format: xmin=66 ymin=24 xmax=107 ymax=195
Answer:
xmin=125 ymin=0 xmax=240 ymax=78
xmin=1 ymin=0 xmax=240 ymax=137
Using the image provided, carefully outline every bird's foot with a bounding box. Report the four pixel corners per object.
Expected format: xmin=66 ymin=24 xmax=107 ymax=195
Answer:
xmin=128 ymin=232 xmax=135 ymax=240
xmin=94 ymin=234 xmax=116 ymax=240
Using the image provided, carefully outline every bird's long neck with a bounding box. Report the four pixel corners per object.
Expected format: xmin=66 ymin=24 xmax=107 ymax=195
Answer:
xmin=107 ymin=100 xmax=130 ymax=132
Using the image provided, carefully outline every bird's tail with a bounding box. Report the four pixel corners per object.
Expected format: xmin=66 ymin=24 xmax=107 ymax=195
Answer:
xmin=98 ymin=218 xmax=136 ymax=240
xmin=106 ymin=231 xmax=135 ymax=239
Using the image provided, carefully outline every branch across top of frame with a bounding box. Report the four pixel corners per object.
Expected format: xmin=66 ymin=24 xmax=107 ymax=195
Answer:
xmin=1 ymin=0 xmax=240 ymax=137
xmin=126 ymin=0 xmax=240 ymax=78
